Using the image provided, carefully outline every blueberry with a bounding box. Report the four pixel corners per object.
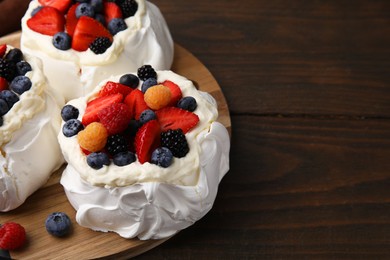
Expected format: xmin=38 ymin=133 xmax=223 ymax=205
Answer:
xmin=10 ymin=76 xmax=31 ymax=95
xmin=45 ymin=212 xmax=72 ymax=237
xmin=151 ymin=147 xmax=173 ymax=168
xmin=5 ymin=48 xmax=23 ymax=64
xmin=16 ymin=61 xmax=32 ymax=76
xmin=87 ymin=152 xmax=110 ymax=169
xmin=113 ymin=151 xmax=136 ymax=166
xmin=53 ymin=32 xmax=71 ymax=50
xmin=61 ymin=105 xmax=79 ymax=121
xmin=108 ymin=18 xmax=127 ymax=35
xmin=119 ymin=74 xmax=139 ymax=88
xmin=141 ymin=78 xmax=157 ymax=93
xmin=31 ymin=6 xmax=43 ymax=16
xmin=139 ymin=109 xmax=156 ymax=124
xmin=0 ymin=90 xmax=19 ymax=108
xmin=62 ymin=119 xmax=84 ymax=137
xmin=177 ymin=96 xmax=197 ymax=112
xmin=95 ymin=13 xmax=106 ymax=26
xmin=76 ymin=3 xmax=95 ymax=19
xmin=0 ymin=99 xmax=9 ymax=116
xmin=75 ymin=0 xmax=89 ymax=2
xmin=90 ymin=0 xmax=103 ymax=13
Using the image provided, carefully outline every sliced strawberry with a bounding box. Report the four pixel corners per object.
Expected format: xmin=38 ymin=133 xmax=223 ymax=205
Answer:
xmin=72 ymin=16 xmax=113 ymax=52
xmin=65 ymin=3 xmax=80 ymax=37
xmin=124 ymin=89 xmax=149 ymax=120
xmin=162 ymin=80 xmax=182 ymax=106
xmin=38 ymin=0 xmax=73 ymax=13
xmin=82 ymin=93 xmax=123 ymax=126
xmin=135 ymin=120 xmax=161 ymax=164
xmin=27 ymin=6 xmax=65 ymax=36
xmin=0 ymin=44 xmax=7 ymax=58
xmin=98 ymin=103 xmax=132 ymax=135
xmin=0 ymin=77 xmax=8 ymax=91
xmin=156 ymin=107 xmax=199 ymax=133
xmin=104 ymin=2 xmax=122 ymax=24
xmin=98 ymin=81 xmax=133 ymax=97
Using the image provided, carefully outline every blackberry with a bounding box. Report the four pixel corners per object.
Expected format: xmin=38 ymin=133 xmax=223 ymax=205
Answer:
xmin=120 ymin=0 xmax=138 ymax=18
xmin=0 ymin=58 xmax=16 ymax=82
xmin=137 ymin=65 xmax=157 ymax=81
xmin=106 ymin=134 xmax=128 ymax=155
xmin=161 ymin=129 xmax=189 ymax=158
xmin=89 ymin=37 xmax=112 ymax=54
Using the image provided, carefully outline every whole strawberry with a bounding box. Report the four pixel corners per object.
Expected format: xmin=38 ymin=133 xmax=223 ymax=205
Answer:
xmin=0 ymin=222 xmax=26 ymax=250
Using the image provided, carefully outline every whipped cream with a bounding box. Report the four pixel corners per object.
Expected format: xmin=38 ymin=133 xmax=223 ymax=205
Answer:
xmin=59 ymin=70 xmax=230 ymax=239
xmin=21 ymin=0 xmax=174 ymax=101
xmin=0 ymin=48 xmax=65 ymax=212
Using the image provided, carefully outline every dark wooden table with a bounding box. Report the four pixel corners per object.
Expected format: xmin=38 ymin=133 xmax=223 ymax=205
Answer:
xmin=1 ymin=0 xmax=390 ymax=259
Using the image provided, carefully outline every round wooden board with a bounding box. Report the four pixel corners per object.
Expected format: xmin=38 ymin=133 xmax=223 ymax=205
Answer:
xmin=0 ymin=32 xmax=231 ymax=259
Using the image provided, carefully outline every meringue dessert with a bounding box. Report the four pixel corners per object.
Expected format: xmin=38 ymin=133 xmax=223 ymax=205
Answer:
xmin=21 ymin=0 xmax=174 ymax=101
xmin=0 ymin=44 xmax=64 ymax=212
xmin=58 ymin=65 xmax=230 ymax=239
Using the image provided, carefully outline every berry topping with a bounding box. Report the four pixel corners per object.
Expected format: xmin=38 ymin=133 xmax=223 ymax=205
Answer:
xmin=151 ymin=147 xmax=173 ymax=168
xmin=0 ymin=99 xmax=9 ymax=116
xmin=119 ymin=73 xmax=139 ymax=88
xmin=65 ymin=3 xmax=80 ymax=37
xmin=90 ymin=0 xmax=104 ymax=13
xmin=106 ymin=134 xmax=128 ymax=155
xmin=89 ymin=37 xmax=112 ymax=54
xmin=5 ymin=48 xmax=23 ymax=64
xmin=72 ymin=16 xmax=113 ymax=52
xmin=0 ymin=59 xmax=16 ymax=82
xmin=0 ymin=90 xmax=19 ymax=108
xmin=98 ymin=102 xmax=132 ymax=135
xmin=98 ymin=81 xmax=132 ymax=97
xmin=161 ymin=129 xmax=190 ymax=158
xmin=53 ymin=32 xmax=71 ymax=50
xmin=139 ymin=109 xmax=156 ymax=125
xmin=0 ymin=77 xmax=8 ymax=92
xmin=78 ymin=122 xmax=108 ymax=152
xmin=87 ymin=152 xmax=110 ymax=169
xmin=75 ymin=3 xmax=95 ymax=19
xmin=126 ymin=119 xmax=141 ymax=137
xmin=27 ymin=6 xmax=65 ymax=36
xmin=31 ymin=6 xmax=44 ymax=17
xmin=104 ymin=2 xmax=123 ymax=23
xmin=0 ymin=45 xmax=6 ymax=58
xmin=0 ymin=222 xmax=26 ymax=250
xmin=124 ymin=89 xmax=149 ymax=120
xmin=113 ymin=151 xmax=136 ymax=166
xmin=45 ymin=212 xmax=72 ymax=237
xmin=120 ymin=0 xmax=138 ymax=18
xmin=61 ymin=104 xmax=79 ymax=121
xmin=82 ymin=93 xmax=123 ymax=125
xmin=38 ymin=0 xmax=73 ymax=13
xmin=16 ymin=61 xmax=32 ymax=76
xmin=162 ymin=80 xmax=182 ymax=106
xmin=141 ymin=77 xmax=157 ymax=93
xmin=10 ymin=76 xmax=32 ymax=95
xmin=156 ymin=107 xmax=199 ymax=133
xmin=63 ymin=118 xmax=84 ymax=137
xmin=177 ymin=96 xmax=197 ymax=112
xmin=108 ymin=18 xmax=127 ymax=35
xmin=144 ymin=84 xmax=172 ymax=110
xmin=137 ymin=65 xmax=157 ymax=81
xmin=135 ymin=119 xmax=161 ymax=164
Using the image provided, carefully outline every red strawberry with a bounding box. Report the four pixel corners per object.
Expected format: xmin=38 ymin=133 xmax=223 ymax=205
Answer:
xmin=124 ymin=89 xmax=149 ymax=120
xmin=0 ymin=44 xmax=7 ymax=58
xmin=98 ymin=103 xmax=132 ymax=135
xmin=27 ymin=6 xmax=65 ymax=36
xmin=162 ymin=80 xmax=182 ymax=106
xmin=38 ymin=0 xmax=73 ymax=13
xmin=135 ymin=120 xmax=161 ymax=164
xmin=65 ymin=3 xmax=80 ymax=37
xmin=72 ymin=16 xmax=113 ymax=52
xmin=0 ymin=222 xmax=26 ymax=250
xmin=98 ymin=81 xmax=133 ymax=97
xmin=104 ymin=2 xmax=122 ymax=23
xmin=156 ymin=107 xmax=199 ymax=133
xmin=0 ymin=77 xmax=8 ymax=91
xmin=82 ymin=93 xmax=123 ymax=125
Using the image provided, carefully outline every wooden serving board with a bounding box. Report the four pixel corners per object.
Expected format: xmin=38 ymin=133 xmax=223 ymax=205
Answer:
xmin=0 ymin=32 xmax=231 ymax=259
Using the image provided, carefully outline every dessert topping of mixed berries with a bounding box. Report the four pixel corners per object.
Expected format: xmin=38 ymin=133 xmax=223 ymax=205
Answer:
xmin=62 ymin=65 xmax=200 ymax=169
xmin=0 ymin=45 xmax=32 ymax=126
xmin=27 ymin=0 xmax=139 ymax=54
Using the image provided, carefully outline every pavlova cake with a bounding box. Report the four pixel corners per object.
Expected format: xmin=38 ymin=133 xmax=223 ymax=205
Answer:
xmin=20 ymin=0 xmax=174 ymax=101
xmin=58 ymin=65 xmax=230 ymax=239
xmin=0 ymin=44 xmax=64 ymax=212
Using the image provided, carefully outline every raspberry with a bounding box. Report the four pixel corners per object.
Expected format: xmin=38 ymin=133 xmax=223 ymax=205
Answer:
xmin=98 ymin=102 xmax=132 ymax=135
xmin=137 ymin=65 xmax=157 ymax=81
xmin=144 ymin=85 xmax=171 ymax=110
xmin=78 ymin=122 xmax=108 ymax=152
xmin=106 ymin=134 xmax=128 ymax=156
xmin=0 ymin=222 xmax=26 ymax=250
xmin=89 ymin=37 xmax=112 ymax=54
xmin=161 ymin=129 xmax=189 ymax=158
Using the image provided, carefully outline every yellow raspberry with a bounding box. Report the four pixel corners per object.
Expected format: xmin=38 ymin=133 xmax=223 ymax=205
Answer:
xmin=77 ymin=122 xmax=108 ymax=152
xmin=144 ymin=85 xmax=172 ymax=110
